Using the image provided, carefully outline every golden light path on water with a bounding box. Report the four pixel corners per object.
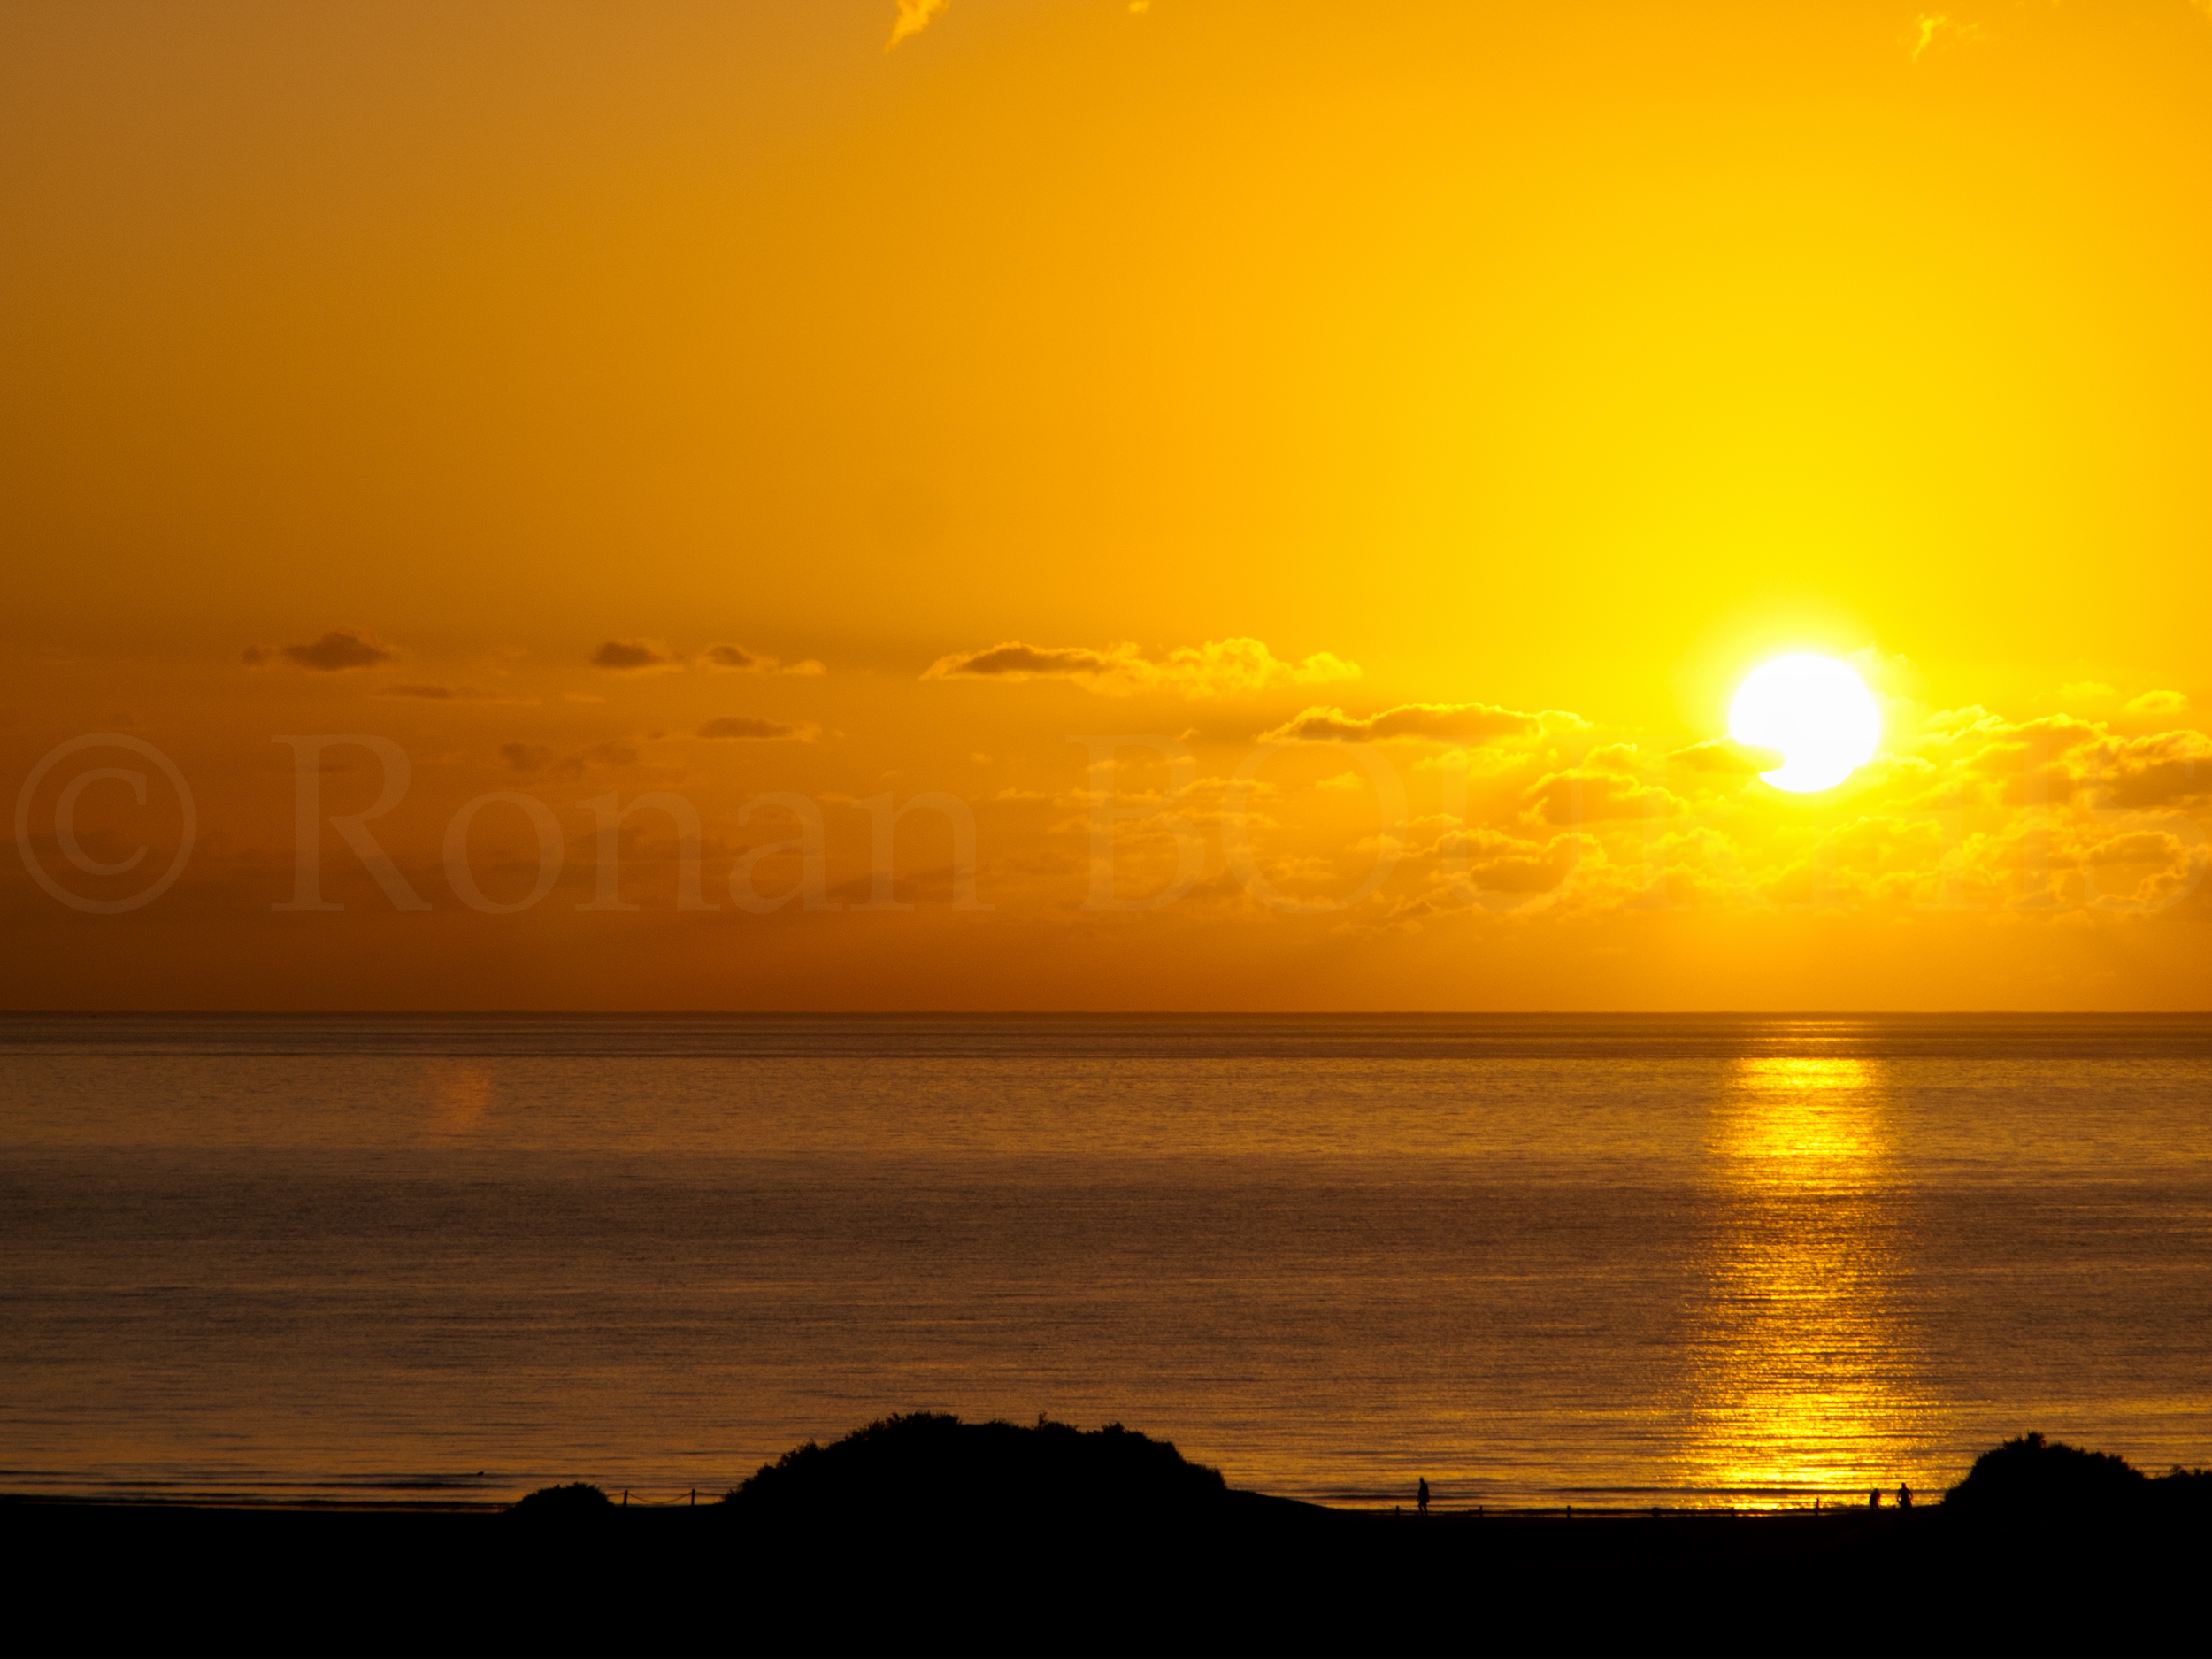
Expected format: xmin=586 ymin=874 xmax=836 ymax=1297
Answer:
xmin=1680 ymin=1055 xmax=1947 ymax=1504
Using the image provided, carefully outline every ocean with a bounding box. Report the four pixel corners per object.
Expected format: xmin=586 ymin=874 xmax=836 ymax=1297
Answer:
xmin=3 ymin=1013 xmax=2207 ymax=1509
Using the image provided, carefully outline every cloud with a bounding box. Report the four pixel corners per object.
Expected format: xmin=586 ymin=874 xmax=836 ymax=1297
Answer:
xmin=1909 ymin=13 xmax=1981 ymax=64
xmin=886 ymin=0 xmax=948 ymax=52
xmin=591 ymin=640 xmax=678 ymax=672
xmin=492 ymin=739 xmax=641 ymax=780
xmin=278 ymin=629 xmax=398 ymax=672
xmin=925 ymin=637 xmax=1359 ymax=698
xmin=1258 ymin=701 xmax=1543 ymax=744
xmin=2087 ymin=730 xmax=2211 ymax=810
xmin=1919 ymin=704 xmax=2004 ymax=736
xmin=1522 ymin=769 xmax=1685 ymax=824
xmin=2086 ymin=829 xmax=2187 ymax=867
xmin=381 ymin=683 xmax=483 ymax=701
xmin=705 ymin=643 xmax=827 ymax=676
xmin=697 ymin=716 xmax=819 ymax=742
xmin=2124 ymin=689 xmax=2189 ymax=717
xmin=1581 ymin=743 xmax=1643 ymax=775
xmin=1863 ymin=709 xmax=2212 ymax=820
xmin=932 ymin=642 xmax=1118 ymax=680
xmin=1161 ymin=640 xmax=1359 ymax=695
xmin=241 ymin=645 xmax=273 ymax=666
xmin=1452 ymin=827 xmax=1589 ymax=894
xmin=1668 ymin=737 xmax=1786 ymax=776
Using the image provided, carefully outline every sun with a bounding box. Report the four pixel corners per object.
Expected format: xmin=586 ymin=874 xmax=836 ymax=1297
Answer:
xmin=1728 ymin=654 xmax=1881 ymax=793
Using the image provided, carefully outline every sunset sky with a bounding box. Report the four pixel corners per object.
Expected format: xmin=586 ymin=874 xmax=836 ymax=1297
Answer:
xmin=4 ymin=0 xmax=2208 ymax=1009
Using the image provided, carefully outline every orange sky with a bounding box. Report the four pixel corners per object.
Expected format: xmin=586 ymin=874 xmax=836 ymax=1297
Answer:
xmin=4 ymin=1 xmax=2208 ymax=1009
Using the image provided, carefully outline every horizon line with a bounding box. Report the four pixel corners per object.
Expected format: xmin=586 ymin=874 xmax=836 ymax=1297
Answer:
xmin=5 ymin=1009 xmax=2208 ymax=1019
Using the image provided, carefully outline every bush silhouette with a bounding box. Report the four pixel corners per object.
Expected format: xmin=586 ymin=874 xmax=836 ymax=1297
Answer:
xmin=1944 ymin=1433 xmax=2147 ymax=1510
xmin=2149 ymin=1464 xmax=2212 ymax=1516
xmin=721 ymin=1412 xmax=1227 ymax=1529
xmin=509 ymin=1481 xmax=615 ymax=1518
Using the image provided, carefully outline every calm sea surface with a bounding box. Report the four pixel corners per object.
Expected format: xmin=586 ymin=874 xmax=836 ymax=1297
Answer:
xmin=3 ymin=1014 xmax=2208 ymax=1509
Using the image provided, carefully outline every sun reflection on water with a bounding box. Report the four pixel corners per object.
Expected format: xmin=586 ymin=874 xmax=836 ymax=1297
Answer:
xmin=425 ymin=1059 xmax=495 ymax=1135
xmin=1678 ymin=1055 xmax=1944 ymax=1504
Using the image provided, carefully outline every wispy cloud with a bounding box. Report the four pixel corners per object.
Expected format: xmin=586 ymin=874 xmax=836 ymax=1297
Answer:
xmin=925 ymin=637 xmax=1359 ymax=698
xmin=887 ymin=0 xmax=949 ymax=52
xmin=1910 ymin=13 xmax=1983 ymax=64
xmin=379 ymin=683 xmax=536 ymax=705
xmin=705 ymin=643 xmax=826 ymax=677
xmin=1521 ymin=768 xmax=1685 ymax=825
xmin=2125 ymin=689 xmax=2189 ymax=718
xmin=591 ymin=640 xmax=826 ymax=676
xmin=1258 ymin=701 xmax=1548 ymax=744
xmin=2061 ymin=681 xmax=2118 ymax=707
xmin=697 ymin=716 xmax=819 ymax=742
xmin=930 ymin=642 xmax=1123 ymax=680
xmin=1667 ymin=736 xmax=1785 ymax=776
xmin=380 ymin=683 xmax=481 ymax=701
xmin=496 ymin=739 xmax=641 ymax=779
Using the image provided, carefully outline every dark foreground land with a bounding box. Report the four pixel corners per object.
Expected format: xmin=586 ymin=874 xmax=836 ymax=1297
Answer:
xmin=8 ymin=1423 xmax=2205 ymax=1638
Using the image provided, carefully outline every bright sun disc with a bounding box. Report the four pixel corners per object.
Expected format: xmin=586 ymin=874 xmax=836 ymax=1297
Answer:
xmin=1729 ymin=655 xmax=1880 ymax=793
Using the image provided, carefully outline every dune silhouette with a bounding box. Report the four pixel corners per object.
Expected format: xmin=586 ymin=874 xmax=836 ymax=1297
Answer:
xmin=719 ymin=1411 xmax=1230 ymax=1529
xmin=1946 ymin=1432 xmax=2146 ymax=1509
xmin=1946 ymin=1432 xmax=2210 ymax=1514
xmin=508 ymin=1480 xmax=614 ymax=1518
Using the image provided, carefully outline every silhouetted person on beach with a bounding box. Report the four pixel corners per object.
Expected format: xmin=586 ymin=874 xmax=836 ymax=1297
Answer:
xmin=1898 ymin=1483 xmax=1912 ymax=1509
xmin=1417 ymin=1478 xmax=1430 ymax=1515
xmin=1869 ymin=1487 xmax=1881 ymax=1508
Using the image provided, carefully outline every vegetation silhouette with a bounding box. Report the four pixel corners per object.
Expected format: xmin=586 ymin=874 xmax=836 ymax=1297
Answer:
xmin=720 ymin=1411 xmax=1230 ymax=1532
xmin=7 ymin=1429 xmax=2208 ymax=1633
xmin=1945 ymin=1432 xmax=2211 ymax=1515
xmin=508 ymin=1481 xmax=615 ymax=1519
